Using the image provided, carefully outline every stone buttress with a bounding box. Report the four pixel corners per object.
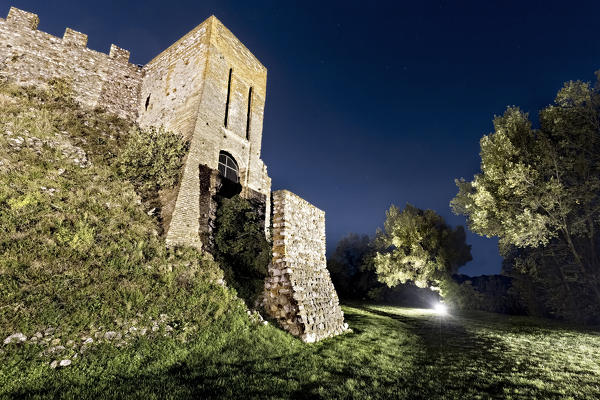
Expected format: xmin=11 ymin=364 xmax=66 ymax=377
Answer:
xmin=265 ymin=190 xmax=348 ymax=342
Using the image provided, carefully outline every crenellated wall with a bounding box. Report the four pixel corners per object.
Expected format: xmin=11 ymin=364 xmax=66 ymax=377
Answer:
xmin=265 ymin=190 xmax=348 ymax=342
xmin=0 ymin=7 xmax=142 ymax=120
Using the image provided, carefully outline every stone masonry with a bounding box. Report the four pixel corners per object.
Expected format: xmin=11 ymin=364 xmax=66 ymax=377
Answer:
xmin=0 ymin=8 xmax=142 ymax=120
xmin=0 ymin=6 xmax=346 ymax=342
xmin=266 ymin=191 xmax=348 ymax=342
xmin=136 ymin=15 xmax=271 ymax=248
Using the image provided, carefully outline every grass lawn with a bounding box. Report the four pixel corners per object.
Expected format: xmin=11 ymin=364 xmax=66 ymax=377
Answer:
xmin=3 ymin=304 xmax=600 ymax=399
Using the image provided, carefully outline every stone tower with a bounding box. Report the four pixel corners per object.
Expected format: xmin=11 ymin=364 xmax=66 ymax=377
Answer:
xmin=137 ymin=16 xmax=271 ymax=249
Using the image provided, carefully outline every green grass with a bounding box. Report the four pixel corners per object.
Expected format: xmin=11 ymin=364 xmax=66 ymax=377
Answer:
xmin=3 ymin=304 xmax=599 ymax=399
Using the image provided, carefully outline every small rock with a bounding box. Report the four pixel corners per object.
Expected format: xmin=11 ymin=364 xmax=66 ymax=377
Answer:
xmin=82 ymin=337 xmax=93 ymax=345
xmin=50 ymin=338 xmax=61 ymax=346
xmin=44 ymin=327 xmax=55 ymax=336
xmin=47 ymin=345 xmax=65 ymax=354
xmin=59 ymin=359 xmax=71 ymax=367
xmin=104 ymin=331 xmax=117 ymax=340
xmin=147 ymin=207 xmax=156 ymax=216
xmin=3 ymin=333 xmax=27 ymax=344
xmin=34 ymin=332 xmax=43 ymax=339
xmin=50 ymin=360 xmax=58 ymax=369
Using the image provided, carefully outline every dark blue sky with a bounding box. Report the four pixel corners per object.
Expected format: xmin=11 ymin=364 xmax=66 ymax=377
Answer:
xmin=7 ymin=0 xmax=600 ymax=275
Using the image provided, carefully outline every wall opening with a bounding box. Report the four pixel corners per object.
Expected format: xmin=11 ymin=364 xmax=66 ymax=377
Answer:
xmin=224 ymin=68 xmax=232 ymax=128
xmin=218 ymin=150 xmax=239 ymax=183
xmin=246 ymin=87 xmax=253 ymax=140
xmin=145 ymin=94 xmax=151 ymax=111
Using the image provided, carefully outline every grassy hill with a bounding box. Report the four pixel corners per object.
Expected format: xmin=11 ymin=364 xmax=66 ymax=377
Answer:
xmin=1 ymin=82 xmax=599 ymax=399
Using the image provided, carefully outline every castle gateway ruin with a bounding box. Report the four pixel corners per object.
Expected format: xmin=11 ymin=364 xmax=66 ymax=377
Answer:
xmin=0 ymin=7 xmax=347 ymax=342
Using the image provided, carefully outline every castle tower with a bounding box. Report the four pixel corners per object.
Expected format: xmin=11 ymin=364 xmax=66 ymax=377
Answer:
xmin=137 ymin=16 xmax=271 ymax=249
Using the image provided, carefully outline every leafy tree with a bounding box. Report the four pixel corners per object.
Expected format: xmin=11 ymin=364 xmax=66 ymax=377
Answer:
xmin=328 ymin=233 xmax=373 ymax=298
xmin=373 ymin=204 xmax=472 ymax=297
xmin=213 ymin=195 xmax=271 ymax=307
xmin=451 ymin=77 xmax=600 ymax=322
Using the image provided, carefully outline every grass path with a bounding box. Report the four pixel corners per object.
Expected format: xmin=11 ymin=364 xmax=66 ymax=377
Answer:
xmin=4 ymin=305 xmax=600 ymax=399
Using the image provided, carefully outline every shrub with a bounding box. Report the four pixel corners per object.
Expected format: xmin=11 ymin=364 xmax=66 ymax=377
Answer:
xmin=213 ymin=196 xmax=271 ymax=307
xmin=116 ymin=126 xmax=188 ymax=197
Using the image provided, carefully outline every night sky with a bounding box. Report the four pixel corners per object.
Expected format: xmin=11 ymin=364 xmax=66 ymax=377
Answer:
xmin=7 ymin=0 xmax=600 ymax=276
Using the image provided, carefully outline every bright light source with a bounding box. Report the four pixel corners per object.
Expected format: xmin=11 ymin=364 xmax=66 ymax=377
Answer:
xmin=433 ymin=302 xmax=448 ymax=315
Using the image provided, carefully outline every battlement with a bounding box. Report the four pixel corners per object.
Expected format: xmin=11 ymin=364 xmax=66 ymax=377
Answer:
xmin=0 ymin=7 xmax=140 ymax=119
xmin=2 ymin=7 xmax=131 ymax=62
xmin=6 ymin=7 xmax=39 ymax=30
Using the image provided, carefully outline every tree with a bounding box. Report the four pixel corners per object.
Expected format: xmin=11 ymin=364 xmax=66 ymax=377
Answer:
xmin=327 ymin=233 xmax=373 ymax=299
xmin=373 ymin=204 xmax=472 ymax=297
xmin=451 ymin=77 xmax=600 ymax=322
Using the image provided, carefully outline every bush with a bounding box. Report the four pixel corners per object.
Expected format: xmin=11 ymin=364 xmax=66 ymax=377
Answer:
xmin=213 ymin=196 xmax=271 ymax=307
xmin=116 ymin=126 xmax=188 ymax=197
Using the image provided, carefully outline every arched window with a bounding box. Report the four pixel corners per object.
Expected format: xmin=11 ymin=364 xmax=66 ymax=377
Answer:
xmin=218 ymin=151 xmax=239 ymax=183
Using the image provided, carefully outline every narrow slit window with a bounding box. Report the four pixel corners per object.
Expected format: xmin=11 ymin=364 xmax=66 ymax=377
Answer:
xmin=145 ymin=94 xmax=151 ymax=111
xmin=246 ymin=87 xmax=253 ymax=140
xmin=224 ymin=68 xmax=232 ymax=127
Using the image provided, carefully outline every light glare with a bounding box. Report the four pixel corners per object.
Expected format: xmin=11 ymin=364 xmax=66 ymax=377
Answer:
xmin=434 ymin=303 xmax=448 ymax=315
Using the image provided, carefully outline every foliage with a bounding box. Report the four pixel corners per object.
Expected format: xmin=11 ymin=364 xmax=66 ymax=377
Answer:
xmin=328 ymin=233 xmax=437 ymax=306
xmin=372 ymin=204 xmax=472 ymax=300
xmin=327 ymin=233 xmax=375 ymax=299
xmin=213 ymin=195 xmax=271 ymax=307
xmin=116 ymin=125 xmax=188 ymax=197
xmin=451 ymin=75 xmax=600 ymax=323
xmin=0 ymin=80 xmax=247 ymax=341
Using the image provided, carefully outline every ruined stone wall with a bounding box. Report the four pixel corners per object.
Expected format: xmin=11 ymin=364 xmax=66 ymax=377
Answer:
xmin=0 ymin=7 xmax=142 ymax=120
xmin=265 ymin=190 xmax=347 ymax=343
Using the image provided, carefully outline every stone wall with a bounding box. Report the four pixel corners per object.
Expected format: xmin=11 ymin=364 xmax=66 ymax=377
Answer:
xmin=265 ymin=190 xmax=347 ymax=342
xmin=0 ymin=7 xmax=142 ymax=120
